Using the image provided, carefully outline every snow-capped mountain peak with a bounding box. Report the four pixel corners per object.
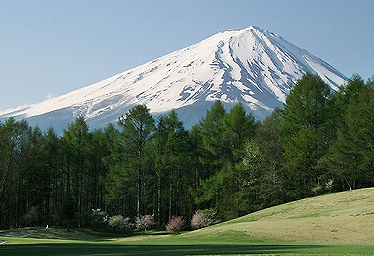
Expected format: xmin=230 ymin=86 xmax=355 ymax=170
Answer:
xmin=0 ymin=26 xmax=347 ymax=131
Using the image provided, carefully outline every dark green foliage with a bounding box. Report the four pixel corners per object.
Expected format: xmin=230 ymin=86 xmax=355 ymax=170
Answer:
xmin=280 ymin=73 xmax=332 ymax=198
xmin=325 ymin=77 xmax=374 ymax=190
xmin=280 ymin=73 xmax=331 ymax=137
xmin=198 ymin=100 xmax=227 ymax=169
xmin=111 ymin=105 xmax=155 ymax=218
xmin=61 ymin=117 xmax=91 ymax=223
xmin=1 ymin=73 xmax=373 ymax=229
xmin=62 ymin=197 xmax=76 ymax=231
xmin=254 ymin=109 xmax=285 ymax=206
xmin=192 ymin=101 xmax=259 ymax=220
xmin=0 ymin=118 xmax=47 ymax=228
xmin=153 ymin=110 xmax=192 ymax=225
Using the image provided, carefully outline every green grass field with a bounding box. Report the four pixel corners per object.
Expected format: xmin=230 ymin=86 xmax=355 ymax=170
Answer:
xmin=1 ymin=188 xmax=374 ymax=255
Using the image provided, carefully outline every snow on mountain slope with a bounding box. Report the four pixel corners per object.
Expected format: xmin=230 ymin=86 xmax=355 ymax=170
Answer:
xmin=0 ymin=26 xmax=347 ymax=131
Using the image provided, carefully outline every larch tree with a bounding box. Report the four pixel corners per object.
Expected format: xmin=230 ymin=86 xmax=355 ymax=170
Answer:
xmin=280 ymin=73 xmax=332 ymax=198
xmin=326 ymin=76 xmax=374 ymax=190
xmin=118 ymin=105 xmax=155 ymax=217
xmin=61 ymin=116 xmax=91 ymax=226
xmin=154 ymin=110 xmax=192 ymax=224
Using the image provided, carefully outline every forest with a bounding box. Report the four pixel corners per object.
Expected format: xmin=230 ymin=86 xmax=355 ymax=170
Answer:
xmin=0 ymin=73 xmax=373 ymax=230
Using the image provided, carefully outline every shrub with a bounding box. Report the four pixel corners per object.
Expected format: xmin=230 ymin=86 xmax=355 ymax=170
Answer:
xmin=108 ymin=215 xmax=133 ymax=231
xmin=191 ymin=209 xmax=217 ymax=230
xmin=135 ymin=214 xmax=155 ymax=231
xmin=89 ymin=209 xmax=108 ymax=229
xmin=22 ymin=206 xmax=40 ymax=226
xmin=166 ymin=216 xmax=185 ymax=233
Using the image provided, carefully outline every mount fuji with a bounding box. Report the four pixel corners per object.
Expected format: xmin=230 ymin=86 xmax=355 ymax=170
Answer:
xmin=0 ymin=26 xmax=347 ymax=132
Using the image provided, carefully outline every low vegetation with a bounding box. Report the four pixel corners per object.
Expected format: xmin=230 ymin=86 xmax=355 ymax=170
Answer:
xmin=1 ymin=188 xmax=373 ymax=255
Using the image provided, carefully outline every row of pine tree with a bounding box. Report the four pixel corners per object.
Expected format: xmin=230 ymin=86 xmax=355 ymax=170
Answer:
xmin=0 ymin=73 xmax=373 ymax=229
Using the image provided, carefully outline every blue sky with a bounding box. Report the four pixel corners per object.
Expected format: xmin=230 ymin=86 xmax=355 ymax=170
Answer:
xmin=1 ymin=0 xmax=373 ymax=110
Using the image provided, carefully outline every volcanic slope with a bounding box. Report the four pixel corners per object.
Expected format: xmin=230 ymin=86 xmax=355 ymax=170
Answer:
xmin=0 ymin=26 xmax=347 ymax=131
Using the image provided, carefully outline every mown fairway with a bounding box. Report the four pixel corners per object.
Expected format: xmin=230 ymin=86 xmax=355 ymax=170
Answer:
xmin=1 ymin=236 xmax=374 ymax=256
xmin=1 ymin=188 xmax=374 ymax=255
xmin=179 ymin=187 xmax=374 ymax=245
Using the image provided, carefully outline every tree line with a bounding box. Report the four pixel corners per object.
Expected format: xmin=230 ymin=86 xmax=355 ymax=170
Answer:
xmin=0 ymin=73 xmax=373 ymax=230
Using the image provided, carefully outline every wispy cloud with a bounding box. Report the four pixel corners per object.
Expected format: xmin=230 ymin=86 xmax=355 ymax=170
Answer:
xmin=46 ymin=92 xmax=54 ymax=99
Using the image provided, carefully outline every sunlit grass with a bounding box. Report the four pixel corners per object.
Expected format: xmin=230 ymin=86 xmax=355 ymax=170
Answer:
xmin=180 ymin=188 xmax=374 ymax=245
xmin=1 ymin=188 xmax=373 ymax=255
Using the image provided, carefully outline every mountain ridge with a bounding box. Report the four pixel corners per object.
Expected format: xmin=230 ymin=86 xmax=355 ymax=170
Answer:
xmin=0 ymin=26 xmax=347 ymax=131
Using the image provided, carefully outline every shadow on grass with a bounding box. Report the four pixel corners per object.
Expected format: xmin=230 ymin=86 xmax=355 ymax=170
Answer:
xmin=1 ymin=227 xmax=171 ymax=242
xmin=0 ymin=243 xmax=326 ymax=256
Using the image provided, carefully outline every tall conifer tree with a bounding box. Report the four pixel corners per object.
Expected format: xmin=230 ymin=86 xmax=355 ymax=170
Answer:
xmin=280 ymin=73 xmax=332 ymax=198
xmin=118 ymin=105 xmax=155 ymax=217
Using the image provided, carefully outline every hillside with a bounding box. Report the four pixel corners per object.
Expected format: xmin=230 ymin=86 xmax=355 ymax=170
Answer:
xmin=179 ymin=188 xmax=374 ymax=245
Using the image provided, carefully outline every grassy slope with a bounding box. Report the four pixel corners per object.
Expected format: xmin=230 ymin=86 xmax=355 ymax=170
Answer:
xmin=178 ymin=187 xmax=374 ymax=245
xmin=1 ymin=188 xmax=374 ymax=255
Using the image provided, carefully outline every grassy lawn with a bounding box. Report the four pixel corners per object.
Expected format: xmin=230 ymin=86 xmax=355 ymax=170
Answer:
xmin=1 ymin=237 xmax=374 ymax=256
xmin=180 ymin=188 xmax=374 ymax=245
xmin=1 ymin=188 xmax=373 ymax=255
